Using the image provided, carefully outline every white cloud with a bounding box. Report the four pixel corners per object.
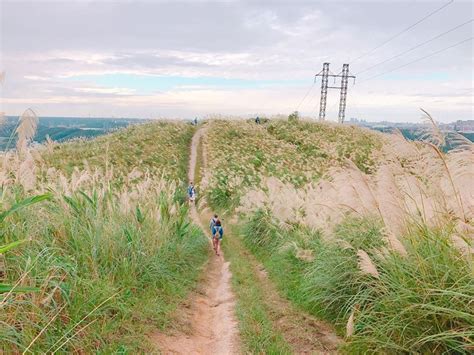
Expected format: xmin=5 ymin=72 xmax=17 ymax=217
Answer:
xmin=1 ymin=0 xmax=472 ymax=121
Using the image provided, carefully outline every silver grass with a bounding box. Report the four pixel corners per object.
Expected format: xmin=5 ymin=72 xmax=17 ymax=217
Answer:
xmin=357 ymin=249 xmax=380 ymax=278
xmin=346 ymin=308 xmax=355 ymax=338
xmin=420 ymin=108 xmax=446 ymax=148
xmin=16 ymin=108 xmax=39 ymax=154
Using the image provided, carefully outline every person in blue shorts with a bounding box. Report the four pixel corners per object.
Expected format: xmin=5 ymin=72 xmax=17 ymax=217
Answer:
xmin=210 ymin=214 xmax=223 ymax=256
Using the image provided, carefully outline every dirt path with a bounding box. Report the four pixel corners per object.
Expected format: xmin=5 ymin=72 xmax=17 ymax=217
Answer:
xmin=251 ymin=254 xmax=342 ymax=353
xmin=151 ymin=127 xmax=240 ymax=354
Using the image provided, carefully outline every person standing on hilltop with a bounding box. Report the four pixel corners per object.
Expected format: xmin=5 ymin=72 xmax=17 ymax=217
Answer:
xmin=255 ymin=116 xmax=260 ymax=124
xmin=188 ymin=182 xmax=196 ymax=204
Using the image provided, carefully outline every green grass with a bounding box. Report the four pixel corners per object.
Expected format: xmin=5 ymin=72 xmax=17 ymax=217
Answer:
xmin=1 ymin=183 xmax=209 ymax=353
xmin=240 ymin=209 xmax=474 ymax=354
xmin=42 ymin=121 xmax=195 ymax=179
xmin=221 ymin=223 xmax=292 ymax=354
xmin=1 ymin=121 xmax=210 ymax=352
xmin=204 ymin=119 xmax=383 ymax=210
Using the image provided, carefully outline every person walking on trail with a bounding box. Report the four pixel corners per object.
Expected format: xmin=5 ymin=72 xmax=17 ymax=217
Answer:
xmin=255 ymin=116 xmax=260 ymax=124
xmin=188 ymin=182 xmax=196 ymax=204
xmin=194 ymin=117 xmax=198 ymax=125
xmin=210 ymin=214 xmax=223 ymax=256
xmin=209 ymin=214 xmax=218 ymax=233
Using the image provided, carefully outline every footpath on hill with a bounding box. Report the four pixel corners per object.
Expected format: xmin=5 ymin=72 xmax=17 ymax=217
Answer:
xmin=152 ymin=125 xmax=342 ymax=354
xmin=151 ymin=127 xmax=240 ymax=354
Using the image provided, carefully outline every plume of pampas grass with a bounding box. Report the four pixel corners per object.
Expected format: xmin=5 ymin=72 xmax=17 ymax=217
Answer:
xmin=70 ymin=169 xmax=91 ymax=192
xmin=346 ymin=308 xmax=355 ymax=338
xmin=45 ymin=135 xmax=56 ymax=153
xmin=16 ymin=108 xmax=39 ymax=154
xmin=295 ymin=248 xmax=315 ymax=262
xmin=450 ymin=234 xmax=474 ymax=257
xmin=357 ymin=249 xmax=380 ymax=278
xmin=17 ymin=151 xmax=37 ymax=191
xmin=384 ymin=230 xmax=407 ymax=256
xmin=127 ymin=168 xmax=143 ymax=183
xmin=420 ymin=108 xmax=446 ymax=148
xmin=425 ymin=142 xmax=466 ymax=222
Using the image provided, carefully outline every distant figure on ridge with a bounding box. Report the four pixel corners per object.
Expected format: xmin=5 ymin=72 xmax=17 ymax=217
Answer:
xmin=210 ymin=214 xmax=223 ymax=256
xmin=188 ymin=182 xmax=196 ymax=204
xmin=255 ymin=116 xmax=260 ymax=124
xmin=194 ymin=117 xmax=198 ymax=125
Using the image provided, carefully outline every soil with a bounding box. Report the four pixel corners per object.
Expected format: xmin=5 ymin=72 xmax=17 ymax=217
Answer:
xmin=151 ymin=127 xmax=240 ymax=354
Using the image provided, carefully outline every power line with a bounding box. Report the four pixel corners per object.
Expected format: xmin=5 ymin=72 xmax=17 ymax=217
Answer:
xmin=357 ymin=36 xmax=473 ymax=84
xmin=356 ymin=18 xmax=473 ymax=75
xmin=349 ymin=0 xmax=455 ymax=64
xmin=295 ymin=82 xmax=315 ymax=112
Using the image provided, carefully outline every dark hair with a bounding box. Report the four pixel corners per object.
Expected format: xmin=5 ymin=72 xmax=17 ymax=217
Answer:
xmin=214 ymin=214 xmax=218 ymax=218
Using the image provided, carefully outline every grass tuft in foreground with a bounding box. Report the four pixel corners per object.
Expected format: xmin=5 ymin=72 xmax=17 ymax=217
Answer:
xmin=1 ymin=121 xmax=209 ymax=353
xmin=241 ymin=210 xmax=473 ymax=354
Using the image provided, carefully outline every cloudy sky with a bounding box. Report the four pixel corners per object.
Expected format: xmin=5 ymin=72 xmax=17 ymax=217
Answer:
xmin=0 ymin=0 xmax=472 ymax=122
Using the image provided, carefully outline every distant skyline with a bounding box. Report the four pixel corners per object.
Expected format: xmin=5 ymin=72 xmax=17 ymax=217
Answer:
xmin=1 ymin=0 xmax=473 ymax=122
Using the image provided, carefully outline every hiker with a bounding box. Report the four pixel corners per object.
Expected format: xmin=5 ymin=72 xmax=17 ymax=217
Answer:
xmin=194 ymin=117 xmax=198 ymax=125
xmin=255 ymin=116 xmax=260 ymax=124
xmin=188 ymin=182 xmax=196 ymax=203
xmin=209 ymin=214 xmax=218 ymax=233
xmin=211 ymin=216 xmax=224 ymax=256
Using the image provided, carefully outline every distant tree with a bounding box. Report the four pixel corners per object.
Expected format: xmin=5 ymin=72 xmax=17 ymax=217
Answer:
xmin=288 ymin=111 xmax=299 ymax=123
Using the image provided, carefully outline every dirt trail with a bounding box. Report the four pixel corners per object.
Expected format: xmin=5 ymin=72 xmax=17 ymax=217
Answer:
xmin=152 ymin=127 xmax=240 ymax=354
xmin=252 ymin=256 xmax=342 ymax=353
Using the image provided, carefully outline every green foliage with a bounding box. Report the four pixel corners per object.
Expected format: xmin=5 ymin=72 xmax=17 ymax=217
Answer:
xmin=0 ymin=194 xmax=51 ymax=224
xmin=42 ymin=121 xmax=194 ymax=179
xmin=208 ymin=173 xmax=236 ymax=210
xmin=288 ymin=111 xmax=299 ymax=123
xmin=1 ymin=121 xmax=208 ymax=352
xmin=241 ymin=211 xmax=474 ymax=353
xmin=1 ymin=187 xmax=208 ymax=352
xmin=205 ymin=119 xmax=383 ymax=208
xmin=222 ymin=224 xmax=292 ymax=354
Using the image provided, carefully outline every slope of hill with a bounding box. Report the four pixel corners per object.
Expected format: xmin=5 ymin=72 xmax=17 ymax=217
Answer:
xmin=2 ymin=115 xmax=472 ymax=353
xmin=200 ymin=118 xmax=473 ymax=354
xmin=1 ymin=121 xmax=208 ymax=353
xmin=0 ymin=116 xmax=148 ymax=150
xmin=203 ymin=119 xmax=382 ymax=209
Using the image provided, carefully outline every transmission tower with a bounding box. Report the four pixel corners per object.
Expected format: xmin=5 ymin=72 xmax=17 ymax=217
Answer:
xmin=316 ymin=63 xmax=330 ymax=120
xmin=315 ymin=63 xmax=355 ymax=123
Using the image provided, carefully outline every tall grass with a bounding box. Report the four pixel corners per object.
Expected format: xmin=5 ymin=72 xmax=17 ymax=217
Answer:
xmin=203 ymin=119 xmax=382 ymax=210
xmin=235 ymin=116 xmax=473 ymax=353
xmin=242 ymin=210 xmax=473 ymax=353
xmin=0 ymin=121 xmax=209 ymax=352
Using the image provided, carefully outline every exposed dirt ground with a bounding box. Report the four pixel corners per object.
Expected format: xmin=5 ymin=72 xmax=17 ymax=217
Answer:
xmin=151 ymin=127 xmax=240 ymax=354
xmin=152 ymin=126 xmax=342 ymax=354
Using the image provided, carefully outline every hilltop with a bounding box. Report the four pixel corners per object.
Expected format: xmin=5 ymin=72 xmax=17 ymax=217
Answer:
xmin=1 ymin=116 xmax=472 ymax=354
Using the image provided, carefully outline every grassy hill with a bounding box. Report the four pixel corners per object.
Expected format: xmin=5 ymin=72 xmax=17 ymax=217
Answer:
xmin=42 ymin=121 xmax=194 ymax=178
xmin=2 ymin=115 xmax=472 ymax=353
xmin=203 ymin=119 xmax=382 ymax=209
xmin=201 ymin=118 xmax=473 ymax=354
xmin=1 ymin=121 xmax=208 ymax=353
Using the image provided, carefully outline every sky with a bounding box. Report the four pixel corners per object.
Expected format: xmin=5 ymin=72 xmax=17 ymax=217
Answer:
xmin=0 ymin=0 xmax=472 ymax=122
